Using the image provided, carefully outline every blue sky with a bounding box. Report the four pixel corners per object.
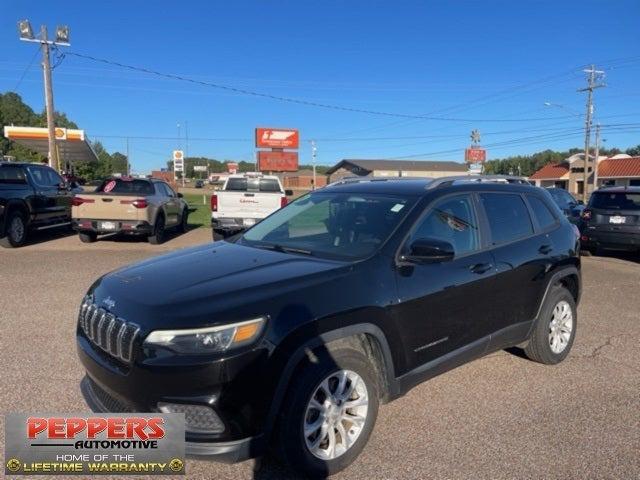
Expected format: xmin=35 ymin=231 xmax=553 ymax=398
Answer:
xmin=2 ymin=0 xmax=639 ymax=173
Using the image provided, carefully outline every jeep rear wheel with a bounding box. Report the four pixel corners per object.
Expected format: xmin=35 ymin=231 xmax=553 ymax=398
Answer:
xmin=524 ymin=285 xmax=577 ymax=364
xmin=0 ymin=211 xmax=27 ymax=248
xmin=274 ymin=347 xmax=379 ymax=477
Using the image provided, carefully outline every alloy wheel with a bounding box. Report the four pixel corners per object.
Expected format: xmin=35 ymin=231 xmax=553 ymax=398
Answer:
xmin=303 ymin=369 xmax=369 ymax=460
xmin=549 ymin=300 xmax=573 ymax=354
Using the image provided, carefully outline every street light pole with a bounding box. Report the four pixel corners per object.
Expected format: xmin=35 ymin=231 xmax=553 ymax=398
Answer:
xmin=18 ymin=20 xmax=70 ymax=172
xmin=311 ymin=140 xmax=317 ymax=191
xmin=40 ymin=25 xmax=58 ymax=172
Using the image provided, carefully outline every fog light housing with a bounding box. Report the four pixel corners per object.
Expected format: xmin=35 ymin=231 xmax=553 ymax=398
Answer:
xmin=158 ymin=402 xmax=225 ymax=434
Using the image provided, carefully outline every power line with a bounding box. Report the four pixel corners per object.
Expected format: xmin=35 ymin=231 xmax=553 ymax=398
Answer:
xmin=13 ymin=48 xmax=40 ymax=92
xmin=64 ymin=51 xmax=580 ymax=123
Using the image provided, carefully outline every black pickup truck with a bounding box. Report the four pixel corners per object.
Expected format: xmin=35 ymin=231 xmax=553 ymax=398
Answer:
xmin=0 ymin=162 xmax=75 ymax=248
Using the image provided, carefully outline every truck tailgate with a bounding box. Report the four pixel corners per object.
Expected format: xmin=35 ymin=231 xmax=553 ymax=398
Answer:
xmin=72 ymin=194 xmax=144 ymax=221
xmin=217 ymin=191 xmax=282 ymax=219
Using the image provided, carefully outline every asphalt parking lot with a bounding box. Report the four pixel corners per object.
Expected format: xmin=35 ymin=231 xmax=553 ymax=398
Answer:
xmin=1 ymin=229 xmax=638 ymax=479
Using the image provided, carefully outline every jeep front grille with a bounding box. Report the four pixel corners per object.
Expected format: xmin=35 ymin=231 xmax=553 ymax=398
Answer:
xmin=78 ymin=297 xmax=139 ymax=363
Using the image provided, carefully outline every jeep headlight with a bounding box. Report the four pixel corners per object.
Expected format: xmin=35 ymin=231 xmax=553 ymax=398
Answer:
xmin=144 ymin=317 xmax=266 ymax=354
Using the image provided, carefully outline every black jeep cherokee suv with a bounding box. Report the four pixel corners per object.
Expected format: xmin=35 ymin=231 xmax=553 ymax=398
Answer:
xmin=77 ymin=176 xmax=581 ymax=477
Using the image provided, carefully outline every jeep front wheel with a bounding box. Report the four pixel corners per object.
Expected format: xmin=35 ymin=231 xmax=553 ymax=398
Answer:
xmin=275 ymin=348 xmax=379 ymax=477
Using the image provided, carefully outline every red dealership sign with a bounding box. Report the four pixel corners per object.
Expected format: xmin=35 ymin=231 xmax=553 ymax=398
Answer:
xmin=255 ymin=128 xmax=299 ymax=149
xmin=465 ymin=147 xmax=486 ymax=163
xmin=258 ymin=151 xmax=299 ymax=172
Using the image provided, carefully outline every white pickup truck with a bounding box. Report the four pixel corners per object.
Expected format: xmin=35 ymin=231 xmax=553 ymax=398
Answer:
xmin=211 ymin=173 xmax=292 ymax=240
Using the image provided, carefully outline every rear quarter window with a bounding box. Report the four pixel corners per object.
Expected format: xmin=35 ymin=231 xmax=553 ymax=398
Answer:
xmin=480 ymin=193 xmax=534 ymax=245
xmin=526 ymin=194 xmax=558 ymax=230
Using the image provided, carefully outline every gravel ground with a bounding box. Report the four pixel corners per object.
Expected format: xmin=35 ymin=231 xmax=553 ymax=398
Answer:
xmin=1 ymin=229 xmax=638 ymax=480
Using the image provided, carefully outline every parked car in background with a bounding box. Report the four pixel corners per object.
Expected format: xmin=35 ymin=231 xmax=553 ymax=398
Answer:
xmin=195 ymin=180 xmax=204 ymax=188
xmin=211 ymin=172 xmax=293 ymax=240
xmin=580 ymin=186 xmax=640 ymax=254
xmin=77 ymin=175 xmax=580 ymax=477
xmin=546 ymin=187 xmax=584 ymax=225
xmin=0 ymin=162 xmax=74 ymax=248
xmin=72 ymin=177 xmax=188 ymax=244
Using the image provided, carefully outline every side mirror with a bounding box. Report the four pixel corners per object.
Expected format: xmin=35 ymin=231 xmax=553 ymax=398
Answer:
xmin=177 ymin=192 xmax=184 ymax=198
xmin=285 ymin=189 xmax=294 ymax=196
xmin=401 ymin=237 xmax=455 ymax=264
xmin=577 ymin=199 xmax=584 ymax=205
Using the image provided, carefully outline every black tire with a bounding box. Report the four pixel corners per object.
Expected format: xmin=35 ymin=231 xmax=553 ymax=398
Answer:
xmin=524 ymin=285 xmax=577 ymax=365
xmin=148 ymin=215 xmax=165 ymax=245
xmin=178 ymin=209 xmax=188 ymax=234
xmin=274 ymin=347 xmax=380 ymax=478
xmin=78 ymin=231 xmax=97 ymax=243
xmin=0 ymin=210 xmax=27 ymax=248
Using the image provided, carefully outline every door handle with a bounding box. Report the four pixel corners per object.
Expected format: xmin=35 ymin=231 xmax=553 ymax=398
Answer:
xmin=539 ymin=244 xmax=553 ymax=254
xmin=469 ymin=263 xmax=493 ymax=274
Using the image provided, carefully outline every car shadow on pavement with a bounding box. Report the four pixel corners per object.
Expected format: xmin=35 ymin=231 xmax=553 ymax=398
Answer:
xmin=91 ymin=223 xmax=205 ymax=245
xmin=21 ymin=226 xmax=75 ymax=247
xmin=588 ymin=250 xmax=640 ymax=264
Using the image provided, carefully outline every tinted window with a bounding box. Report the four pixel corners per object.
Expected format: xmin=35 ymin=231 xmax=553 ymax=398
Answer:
xmin=96 ymin=179 xmax=154 ymax=195
xmin=548 ymin=189 xmax=574 ymax=209
xmin=26 ymin=166 xmax=63 ymax=187
xmin=480 ymin=193 xmax=533 ymax=244
xmin=590 ymin=192 xmax=640 ymax=210
xmin=411 ymin=195 xmax=479 ymax=255
xmin=225 ymin=178 xmax=247 ymax=191
xmin=0 ymin=166 xmax=27 ymax=184
xmin=242 ymin=192 xmax=416 ymax=260
xmin=259 ymin=179 xmax=282 ymax=192
xmin=527 ymin=195 xmax=557 ymax=230
xmin=225 ymin=177 xmax=282 ymax=192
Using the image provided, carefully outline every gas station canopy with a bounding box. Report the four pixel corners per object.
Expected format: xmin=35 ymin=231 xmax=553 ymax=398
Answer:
xmin=3 ymin=126 xmax=99 ymax=164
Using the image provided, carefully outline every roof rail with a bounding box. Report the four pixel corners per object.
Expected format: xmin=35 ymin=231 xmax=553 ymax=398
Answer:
xmin=331 ymin=175 xmax=431 ymax=186
xmin=426 ymin=174 xmax=532 ymax=190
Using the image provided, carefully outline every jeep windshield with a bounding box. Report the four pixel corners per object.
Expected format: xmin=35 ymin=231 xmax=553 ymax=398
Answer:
xmin=240 ymin=192 xmax=416 ymax=260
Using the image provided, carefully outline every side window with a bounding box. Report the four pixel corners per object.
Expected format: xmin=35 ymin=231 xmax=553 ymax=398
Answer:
xmin=162 ymin=183 xmax=175 ymax=197
xmin=479 ymin=193 xmax=533 ymax=245
xmin=527 ymin=195 xmax=557 ymax=230
xmin=0 ymin=166 xmax=27 ymax=184
xmin=410 ymin=195 xmax=480 ymax=255
xmin=27 ymin=166 xmax=62 ymax=188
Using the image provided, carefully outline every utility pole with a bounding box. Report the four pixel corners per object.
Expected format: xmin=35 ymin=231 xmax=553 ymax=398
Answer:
xmin=578 ymin=65 xmax=605 ymax=203
xmin=311 ymin=140 xmax=317 ymax=190
xmin=593 ymin=123 xmax=601 ymax=190
xmin=17 ymin=21 xmax=70 ymax=172
xmin=126 ymin=137 xmax=130 ymax=176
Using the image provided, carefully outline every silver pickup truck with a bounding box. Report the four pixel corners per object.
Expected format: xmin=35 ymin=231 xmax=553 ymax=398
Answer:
xmin=211 ymin=173 xmax=292 ymax=240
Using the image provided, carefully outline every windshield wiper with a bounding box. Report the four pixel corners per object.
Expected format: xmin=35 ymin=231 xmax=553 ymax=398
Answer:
xmin=255 ymin=243 xmax=314 ymax=256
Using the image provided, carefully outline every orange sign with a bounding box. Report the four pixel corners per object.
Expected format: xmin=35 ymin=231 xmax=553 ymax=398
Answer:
xmin=227 ymin=162 xmax=238 ymax=174
xmin=258 ymin=151 xmax=298 ymax=172
xmin=255 ymin=128 xmax=299 ymax=149
xmin=54 ymin=128 xmax=67 ymax=140
xmin=465 ymin=148 xmax=486 ymax=163
xmin=173 ymin=150 xmax=184 ymax=161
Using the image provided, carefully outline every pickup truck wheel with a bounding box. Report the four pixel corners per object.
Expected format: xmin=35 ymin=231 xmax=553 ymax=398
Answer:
xmin=274 ymin=348 xmax=379 ymax=477
xmin=524 ymin=285 xmax=577 ymax=365
xmin=148 ymin=215 xmax=165 ymax=245
xmin=78 ymin=232 xmax=97 ymax=243
xmin=0 ymin=211 xmax=27 ymax=248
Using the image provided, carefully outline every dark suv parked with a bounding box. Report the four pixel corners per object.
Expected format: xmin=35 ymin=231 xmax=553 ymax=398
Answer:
xmin=580 ymin=186 xmax=640 ymax=254
xmin=0 ymin=162 xmax=74 ymax=248
xmin=77 ymin=176 xmax=581 ymax=477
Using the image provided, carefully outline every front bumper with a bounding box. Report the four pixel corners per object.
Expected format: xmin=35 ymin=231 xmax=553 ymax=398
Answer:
xmin=76 ymin=332 xmax=270 ymax=454
xmin=73 ymin=218 xmax=153 ymax=235
xmin=581 ymin=227 xmax=640 ymax=251
xmin=80 ymin=375 xmax=261 ymax=462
